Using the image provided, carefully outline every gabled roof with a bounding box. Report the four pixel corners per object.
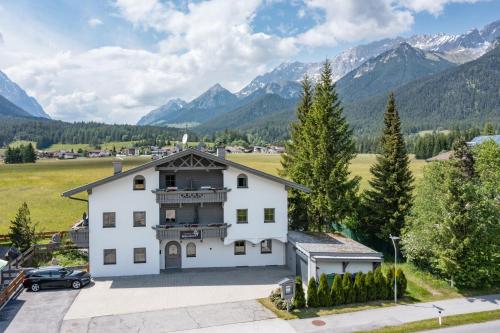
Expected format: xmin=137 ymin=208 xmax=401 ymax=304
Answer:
xmin=468 ymin=135 xmax=500 ymax=145
xmin=62 ymin=148 xmax=310 ymax=197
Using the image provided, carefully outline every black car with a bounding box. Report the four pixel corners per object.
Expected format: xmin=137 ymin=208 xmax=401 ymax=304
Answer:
xmin=23 ymin=266 xmax=91 ymax=292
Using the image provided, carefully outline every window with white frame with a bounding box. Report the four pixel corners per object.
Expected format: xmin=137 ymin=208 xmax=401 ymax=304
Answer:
xmin=133 ymin=175 xmax=146 ymax=190
xmin=264 ymin=208 xmax=275 ymax=223
xmin=103 ymin=249 xmax=116 ymax=265
xmin=133 ymin=247 xmax=146 ymax=263
xmin=133 ymin=211 xmax=146 ymax=227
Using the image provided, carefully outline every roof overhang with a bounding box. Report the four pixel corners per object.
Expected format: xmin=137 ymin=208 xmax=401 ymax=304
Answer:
xmin=62 ymin=148 xmax=310 ymax=197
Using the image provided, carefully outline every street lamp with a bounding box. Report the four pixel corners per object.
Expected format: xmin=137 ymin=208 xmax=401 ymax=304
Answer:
xmin=389 ymin=235 xmax=400 ymax=304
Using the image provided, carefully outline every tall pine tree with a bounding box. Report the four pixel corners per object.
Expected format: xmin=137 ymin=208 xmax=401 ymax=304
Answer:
xmin=361 ymin=93 xmax=414 ymax=248
xmin=281 ymin=75 xmax=314 ymax=230
xmin=8 ymin=202 xmax=38 ymax=251
xmin=306 ymin=60 xmax=359 ymax=230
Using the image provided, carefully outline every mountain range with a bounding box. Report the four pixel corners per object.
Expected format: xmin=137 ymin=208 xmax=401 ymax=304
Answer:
xmin=0 ymin=70 xmax=50 ymax=119
xmin=138 ymin=19 xmax=500 ymax=135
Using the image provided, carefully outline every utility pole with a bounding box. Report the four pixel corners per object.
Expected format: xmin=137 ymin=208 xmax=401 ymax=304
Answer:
xmin=389 ymin=235 xmax=400 ymax=304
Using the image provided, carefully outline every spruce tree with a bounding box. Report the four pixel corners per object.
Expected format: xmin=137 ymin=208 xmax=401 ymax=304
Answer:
xmin=482 ymin=122 xmax=495 ymax=135
xmin=361 ymin=93 xmax=414 ymax=247
xmin=293 ymin=276 xmax=306 ymax=309
xmin=8 ymin=202 xmax=37 ymax=251
xmin=330 ymin=274 xmax=344 ymax=305
xmin=317 ymin=273 xmax=331 ymax=307
xmin=22 ymin=143 xmax=37 ymax=163
xmin=306 ymin=277 xmax=319 ymax=307
xmin=281 ymin=76 xmax=314 ymax=230
xmin=301 ymin=60 xmax=360 ymax=230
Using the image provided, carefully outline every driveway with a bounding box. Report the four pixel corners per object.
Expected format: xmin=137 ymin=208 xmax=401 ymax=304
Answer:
xmin=0 ymin=288 xmax=80 ymax=333
xmin=64 ymin=266 xmax=293 ymax=320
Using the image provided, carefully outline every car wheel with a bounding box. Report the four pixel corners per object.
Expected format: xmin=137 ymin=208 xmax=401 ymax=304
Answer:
xmin=31 ymin=283 xmax=40 ymax=292
xmin=71 ymin=280 xmax=82 ymax=289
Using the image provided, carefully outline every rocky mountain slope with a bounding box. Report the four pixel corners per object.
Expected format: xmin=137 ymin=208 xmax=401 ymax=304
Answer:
xmin=0 ymin=70 xmax=49 ymax=119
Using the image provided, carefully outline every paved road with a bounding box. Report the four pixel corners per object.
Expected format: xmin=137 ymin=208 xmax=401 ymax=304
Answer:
xmin=0 ymin=288 xmax=79 ymax=333
xmin=289 ymin=294 xmax=500 ymax=333
xmin=422 ymin=320 xmax=500 ymax=332
xmin=60 ymin=300 xmax=276 ymax=333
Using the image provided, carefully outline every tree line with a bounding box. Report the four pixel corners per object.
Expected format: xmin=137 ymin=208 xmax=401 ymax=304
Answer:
xmin=4 ymin=143 xmax=37 ymax=164
xmin=0 ymin=116 xmax=193 ymax=149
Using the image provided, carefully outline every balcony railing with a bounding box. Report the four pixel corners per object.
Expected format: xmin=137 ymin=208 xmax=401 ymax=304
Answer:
xmin=68 ymin=225 xmax=89 ymax=248
xmin=153 ymin=223 xmax=229 ymax=240
xmin=153 ymin=188 xmax=229 ymax=205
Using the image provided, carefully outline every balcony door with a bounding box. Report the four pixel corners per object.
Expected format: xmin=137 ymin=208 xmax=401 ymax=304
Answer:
xmin=165 ymin=241 xmax=181 ymax=269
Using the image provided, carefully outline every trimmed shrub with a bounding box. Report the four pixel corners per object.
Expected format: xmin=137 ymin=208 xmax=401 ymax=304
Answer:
xmin=354 ymin=272 xmax=367 ymax=303
xmin=293 ymin=276 xmax=306 ymax=309
xmin=269 ymin=288 xmax=288 ymax=310
xmin=396 ymin=269 xmax=407 ymax=298
xmin=306 ymin=277 xmax=319 ymax=308
xmin=317 ymin=273 xmax=331 ymax=307
xmin=342 ymin=273 xmax=355 ymax=304
xmin=386 ymin=267 xmax=395 ymax=299
xmin=330 ymin=274 xmax=344 ymax=305
xmin=374 ymin=267 xmax=387 ymax=300
xmin=365 ymin=271 xmax=375 ymax=301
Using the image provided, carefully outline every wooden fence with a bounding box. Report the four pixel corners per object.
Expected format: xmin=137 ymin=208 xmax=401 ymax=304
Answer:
xmin=0 ymin=271 xmax=24 ymax=309
xmin=0 ymin=231 xmax=67 ymax=242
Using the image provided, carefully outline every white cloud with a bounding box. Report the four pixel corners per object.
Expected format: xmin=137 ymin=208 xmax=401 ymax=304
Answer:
xmin=87 ymin=18 xmax=103 ymax=28
xmin=399 ymin=0 xmax=479 ymax=16
xmin=0 ymin=0 xmax=484 ymax=124
xmin=297 ymin=0 xmax=414 ymax=47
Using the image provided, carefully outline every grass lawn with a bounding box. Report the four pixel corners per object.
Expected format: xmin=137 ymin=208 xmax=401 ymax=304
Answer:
xmin=357 ymin=309 xmax=500 ymax=333
xmin=0 ymin=157 xmax=149 ymax=233
xmin=45 ymin=141 xmax=139 ymax=152
xmin=0 ymin=153 xmax=425 ymax=234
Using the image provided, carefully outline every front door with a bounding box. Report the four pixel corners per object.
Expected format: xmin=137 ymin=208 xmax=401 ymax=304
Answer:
xmin=165 ymin=241 xmax=181 ymax=269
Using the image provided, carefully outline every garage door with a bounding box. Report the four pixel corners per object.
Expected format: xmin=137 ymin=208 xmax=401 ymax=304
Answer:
xmin=296 ymin=254 xmax=308 ymax=283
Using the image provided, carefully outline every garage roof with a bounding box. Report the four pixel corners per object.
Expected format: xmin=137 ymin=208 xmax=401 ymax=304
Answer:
xmin=288 ymin=231 xmax=382 ymax=258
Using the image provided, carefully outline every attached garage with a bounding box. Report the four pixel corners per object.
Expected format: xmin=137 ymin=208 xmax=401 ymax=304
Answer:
xmin=286 ymin=231 xmax=383 ymax=283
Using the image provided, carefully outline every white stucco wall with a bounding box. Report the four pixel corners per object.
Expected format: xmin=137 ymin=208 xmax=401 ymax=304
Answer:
xmin=88 ymin=167 xmax=160 ymax=277
xmin=159 ymin=238 xmax=285 ymax=269
xmin=223 ymin=166 xmax=288 ymax=245
xmin=315 ymin=259 xmax=374 ymax=279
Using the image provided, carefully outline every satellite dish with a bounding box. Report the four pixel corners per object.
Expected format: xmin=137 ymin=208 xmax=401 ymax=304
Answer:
xmin=182 ymin=133 xmax=188 ymax=145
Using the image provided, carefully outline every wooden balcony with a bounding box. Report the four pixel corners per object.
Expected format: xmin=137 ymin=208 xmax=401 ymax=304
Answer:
xmin=153 ymin=189 xmax=229 ymax=205
xmin=153 ymin=223 xmax=229 ymax=240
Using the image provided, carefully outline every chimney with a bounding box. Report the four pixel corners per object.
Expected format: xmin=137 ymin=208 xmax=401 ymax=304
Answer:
xmin=216 ymin=146 xmax=226 ymax=159
xmin=113 ymin=160 xmax=122 ymax=175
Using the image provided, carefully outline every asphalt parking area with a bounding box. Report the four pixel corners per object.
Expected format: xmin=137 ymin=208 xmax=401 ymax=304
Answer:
xmin=64 ymin=266 xmax=293 ymax=320
xmin=0 ymin=288 xmax=80 ymax=333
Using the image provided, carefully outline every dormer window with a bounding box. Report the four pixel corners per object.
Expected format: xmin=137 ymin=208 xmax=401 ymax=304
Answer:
xmin=133 ymin=175 xmax=145 ymax=190
xmin=237 ymin=174 xmax=248 ymax=188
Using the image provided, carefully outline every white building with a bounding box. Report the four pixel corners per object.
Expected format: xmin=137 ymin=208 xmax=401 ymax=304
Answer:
xmin=63 ymin=148 xmax=381 ymax=278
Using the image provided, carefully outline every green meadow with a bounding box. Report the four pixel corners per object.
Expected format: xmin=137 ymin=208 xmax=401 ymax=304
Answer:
xmin=0 ymin=154 xmax=426 ymax=234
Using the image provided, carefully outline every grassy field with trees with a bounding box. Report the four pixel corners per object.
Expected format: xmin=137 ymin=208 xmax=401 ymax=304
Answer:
xmin=0 ymin=154 xmax=425 ymax=234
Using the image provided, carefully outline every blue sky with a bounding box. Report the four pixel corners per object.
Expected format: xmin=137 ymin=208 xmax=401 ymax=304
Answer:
xmin=0 ymin=0 xmax=498 ymax=123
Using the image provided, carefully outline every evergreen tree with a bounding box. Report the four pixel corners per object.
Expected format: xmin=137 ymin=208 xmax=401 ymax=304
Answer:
xmin=365 ymin=271 xmax=375 ymax=301
xmin=353 ymin=272 xmax=367 ymax=303
xmin=293 ymin=276 xmax=306 ymax=309
xmin=317 ymin=273 xmax=331 ymax=307
xmin=8 ymin=202 xmax=37 ymax=251
xmin=330 ymin=274 xmax=344 ymax=305
xmin=22 ymin=143 xmax=37 ymax=163
xmin=306 ymin=277 xmax=319 ymax=307
xmin=396 ymin=269 xmax=407 ymax=298
xmin=296 ymin=60 xmax=360 ymax=230
xmin=482 ymin=122 xmax=495 ymax=135
xmin=281 ymin=76 xmax=314 ymax=230
xmin=360 ymin=93 xmax=414 ymax=248
xmin=386 ymin=267 xmax=395 ymax=299
xmin=373 ymin=267 xmax=387 ymax=300
xmin=342 ymin=273 xmax=355 ymax=304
